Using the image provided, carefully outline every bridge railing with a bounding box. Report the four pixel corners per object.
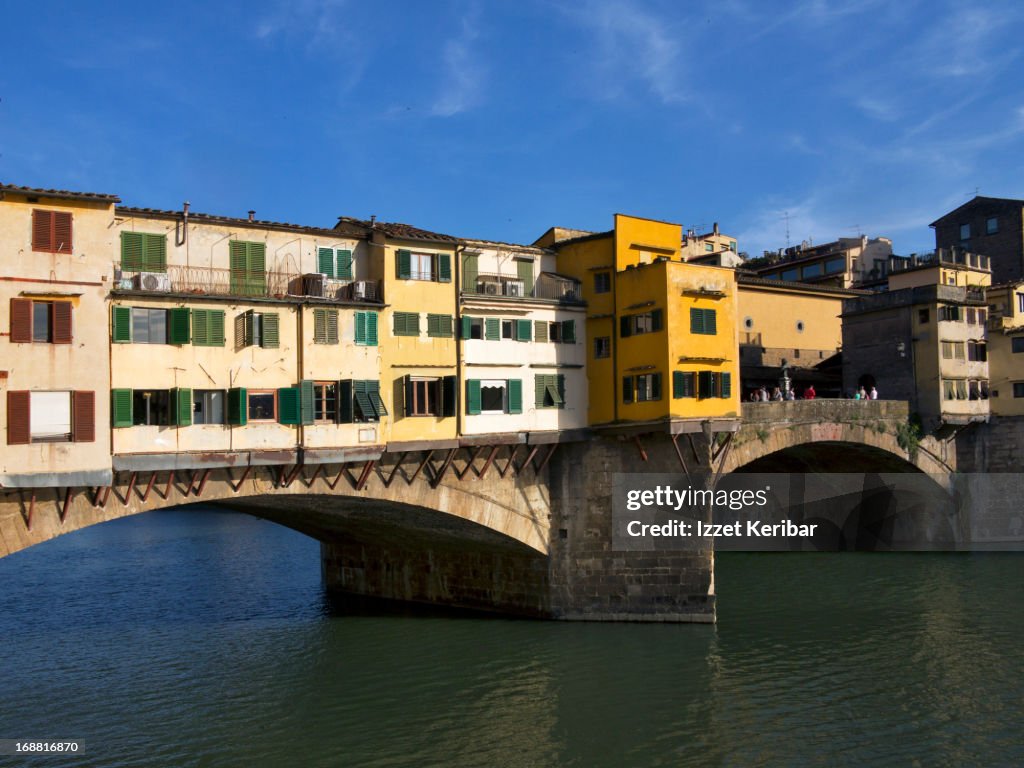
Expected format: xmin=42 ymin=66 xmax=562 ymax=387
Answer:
xmin=742 ymin=399 xmax=909 ymax=423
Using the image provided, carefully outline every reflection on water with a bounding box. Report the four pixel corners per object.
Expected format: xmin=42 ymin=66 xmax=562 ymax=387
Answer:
xmin=0 ymin=508 xmax=1022 ymax=767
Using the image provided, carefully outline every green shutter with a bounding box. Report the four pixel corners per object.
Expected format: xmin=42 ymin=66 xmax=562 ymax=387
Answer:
xmin=442 ymin=376 xmax=457 ymax=417
xmin=652 ymin=374 xmax=662 ymax=400
xmin=466 ymin=379 xmax=482 ymax=415
xmin=397 ymin=249 xmax=412 ymax=279
xmin=229 ymin=241 xmax=248 ymax=296
xmin=142 ymin=233 xmax=167 ymax=272
xmin=673 ymin=371 xmax=684 ymax=399
xmin=314 ymin=309 xmax=327 ymax=343
xmin=318 ymin=247 xmax=335 ymax=278
xmin=706 ymin=309 xmax=717 ymax=335
xmin=535 ymin=375 xmax=546 ymax=407
xmin=556 ymin=375 xmax=565 ymax=406
xmin=535 ymin=320 xmax=548 ymax=342
xmin=111 ymin=389 xmax=133 ymax=427
xmin=353 ymin=380 xmax=376 ymax=421
xmin=173 ymin=387 xmax=192 ymax=426
xmin=461 ymin=316 xmax=473 ymax=339
xmin=427 ymin=314 xmax=439 ymax=337
xmin=623 ymin=376 xmax=634 ymax=403
xmin=121 ymin=232 xmax=144 ymax=271
xmin=300 ymin=380 xmax=315 ymax=424
xmin=437 ymin=253 xmax=452 ymax=282
xmin=562 ymin=319 xmax=576 ymax=344
xmin=394 ymin=312 xmax=419 ymax=336
xmin=326 ymin=310 xmax=339 ymax=343
xmin=720 ymin=372 xmax=732 ymax=399
xmin=230 ymin=241 xmax=266 ymax=296
xmin=278 ymin=387 xmax=301 ymax=425
xmin=403 ymin=375 xmax=414 ymax=417
xmin=337 ymin=249 xmax=353 ymax=279
xmin=462 ymin=253 xmax=479 ymax=292
xmin=168 ymin=308 xmax=190 ymax=345
xmin=210 ymin=311 xmax=225 ymax=345
xmin=368 ymin=381 xmax=387 ymax=417
xmin=248 ymin=243 xmax=266 ymax=296
xmin=192 ymin=310 xmax=208 ymax=345
xmin=690 ymin=308 xmax=705 ymax=334
xmin=354 ymin=311 xmax=366 ymax=344
xmin=112 ymin=306 xmax=132 ymax=343
xmin=338 ymin=380 xmax=353 ymax=423
xmin=366 ymin=312 xmax=378 ymax=346
xmin=507 ymin=379 xmax=523 ymax=414
xmin=227 ymin=388 xmax=247 ymax=426
xmin=516 ymin=259 xmax=534 ymax=296
xmin=485 ymin=317 xmax=500 ymax=341
xmin=516 ymin=319 xmax=531 ymax=341
xmin=261 ymin=313 xmax=280 ymax=348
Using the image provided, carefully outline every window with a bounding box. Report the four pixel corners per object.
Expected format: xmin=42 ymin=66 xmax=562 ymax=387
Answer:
xmin=959 ymin=223 xmax=971 ymax=241
xmin=9 ymin=299 xmax=72 ymax=344
xmin=338 ymin=380 xmax=387 ymax=423
xmin=696 ymin=371 xmax=732 ymax=400
xmin=1014 ymin=383 xmax=1024 ymax=398
xmin=781 ymin=268 xmax=799 ymax=282
xmin=673 ymin=371 xmax=696 ymax=398
xmin=620 ymin=309 xmax=664 ymax=337
xmin=313 ymin=382 xmax=338 ymax=422
xmin=312 ymin=309 xmax=338 ymax=344
xmin=229 ymin=240 xmax=267 ymax=297
xmin=939 ymin=305 xmax=961 ymax=322
xmin=594 ymin=272 xmax=611 ymax=293
xmin=404 ymin=376 xmax=452 ymax=417
xmin=966 ymin=308 xmax=976 ymax=325
xmin=594 ymin=336 xmax=611 ymax=359
xmin=7 ymin=390 xmax=95 ymax=444
xmin=729 ymin=242 xmax=737 ymax=253
xmin=465 ymin=379 xmax=521 ymax=415
xmin=191 ymin=309 xmax=226 ymax=346
xmin=636 ymin=373 xmax=662 ymax=402
xmin=690 ymin=308 xmax=717 ymax=335
xmin=941 ymin=341 xmax=965 ymax=360
xmin=129 ymin=308 xmax=166 ymax=344
xmin=534 ymin=374 xmax=565 ymax=409
xmin=32 ymin=391 xmax=71 ymax=440
xmin=248 ymin=390 xmax=277 ymax=421
xmin=549 ymin=322 xmax=561 ymax=343
xmin=110 ymin=306 xmax=188 ymax=345
xmin=354 ymin=311 xmax=379 ymax=345
xmin=501 ymin=320 xmax=514 ymax=339
xmin=705 ymin=243 xmax=714 ymax=252
xmin=396 ymin=249 xmax=451 ymax=282
xmin=192 ymin=390 xmax=225 ymax=425
xmin=32 ymin=210 xmax=72 ymax=254
xmin=986 ymin=217 xmax=998 ymax=235
xmin=317 ymin=247 xmax=353 ymax=279
xmin=1012 ymin=337 xmax=1024 ymax=354
xmin=535 ymin=320 xmax=548 ymax=342
xmin=1017 ymin=293 xmax=1024 ymax=314
xmin=427 ymin=314 xmax=454 ymax=338
xmin=132 ymin=390 xmax=172 ymax=426
xmin=236 ymin=310 xmax=280 ymax=348
xmin=802 ymin=263 xmax=822 ymax=279
xmin=393 ymin=312 xmax=421 ymax=337
xmin=967 ymin=341 xmax=987 ymax=362
xmin=918 ymin=309 xmax=929 ymax=324
xmin=481 ymin=380 xmax=507 ymax=413
xmin=121 ymin=232 xmax=167 ymax=272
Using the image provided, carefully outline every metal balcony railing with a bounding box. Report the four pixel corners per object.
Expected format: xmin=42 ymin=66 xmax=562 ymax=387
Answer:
xmin=462 ymin=272 xmax=583 ymax=303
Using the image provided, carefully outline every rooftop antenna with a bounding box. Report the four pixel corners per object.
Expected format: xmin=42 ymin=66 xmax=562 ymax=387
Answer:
xmin=845 ymin=224 xmax=862 ymax=237
xmin=781 ymin=211 xmax=791 ymax=249
xmin=965 ymin=186 xmax=980 ymax=198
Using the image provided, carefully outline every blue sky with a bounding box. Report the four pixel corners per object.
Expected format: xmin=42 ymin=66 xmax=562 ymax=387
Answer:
xmin=2 ymin=0 xmax=1023 ymax=257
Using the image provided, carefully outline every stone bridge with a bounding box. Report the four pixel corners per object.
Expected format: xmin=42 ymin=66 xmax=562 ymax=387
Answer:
xmin=0 ymin=401 xmax=945 ymax=622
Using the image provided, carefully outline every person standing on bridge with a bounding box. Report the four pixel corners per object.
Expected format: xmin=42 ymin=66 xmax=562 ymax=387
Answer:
xmin=804 ymin=384 xmax=816 ymax=400
xmin=869 ymin=386 xmax=878 ymax=400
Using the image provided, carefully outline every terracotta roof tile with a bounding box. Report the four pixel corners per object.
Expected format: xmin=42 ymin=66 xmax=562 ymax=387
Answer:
xmin=0 ymin=183 xmax=120 ymax=203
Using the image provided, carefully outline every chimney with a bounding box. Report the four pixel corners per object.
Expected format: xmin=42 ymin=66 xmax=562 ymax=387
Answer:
xmin=248 ymin=210 xmax=255 ymax=222
xmin=183 ymin=201 xmax=190 ymax=216
xmin=370 ymin=215 xmax=377 ymax=228
xmin=713 ymin=222 xmax=719 ymax=236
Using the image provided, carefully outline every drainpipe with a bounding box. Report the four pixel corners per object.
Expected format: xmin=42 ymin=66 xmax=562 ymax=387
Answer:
xmin=297 ymin=301 xmax=305 ymax=458
xmin=454 ymin=243 xmax=464 ymax=441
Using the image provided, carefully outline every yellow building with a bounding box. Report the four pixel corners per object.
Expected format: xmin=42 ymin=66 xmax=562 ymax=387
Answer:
xmin=110 ymin=207 xmax=386 ymax=471
xmin=335 ymin=218 xmax=459 ymax=450
xmin=539 ymin=214 xmax=740 ymax=431
xmin=985 ymin=281 xmax=1024 ymax=415
xmin=1 ymin=185 xmax=117 ymax=489
xmin=887 ymin=248 xmax=992 ymax=291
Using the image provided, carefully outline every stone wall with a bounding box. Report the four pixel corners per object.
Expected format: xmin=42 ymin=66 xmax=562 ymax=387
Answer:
xmin=956 ymin=415 xmax=1024 ymax=472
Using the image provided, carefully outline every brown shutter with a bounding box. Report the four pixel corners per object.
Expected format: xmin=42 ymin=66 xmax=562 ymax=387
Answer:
xmin=7 ymin=391 xmax=30 ymax=445
xmin=52 ymin=302 xmax=72 ymax=344
xmin=53 ymin=212 xmax=73 ymax=254
xmin=10 ymin=298 xmax=32 ymax=343
xmin=32 ymin=210 xmax=53 ymax=252
xmin=72 ymin=391 xmax=95 ymax=442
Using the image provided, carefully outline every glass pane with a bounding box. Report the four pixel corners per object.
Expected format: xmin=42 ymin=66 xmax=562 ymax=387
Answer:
xmin=148 ymin=309 xmax=166 ymax=344
xmin=33 ymin=302 xmax=51 ymax=342
xmin=249 ymin=393 xmax=275 ymax=420
xmin=132 ymin=309 xmax=150 ymax=344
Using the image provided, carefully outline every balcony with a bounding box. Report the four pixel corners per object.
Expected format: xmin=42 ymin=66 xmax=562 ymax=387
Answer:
xmin=114 ymin=266 xmax=380 ymax=303
xmin=462 ymin=272 xmax=583 ymax=303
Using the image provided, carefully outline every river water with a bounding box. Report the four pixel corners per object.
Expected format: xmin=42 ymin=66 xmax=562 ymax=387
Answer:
xmin=1 ymin=507 xmax=1021 ymax=767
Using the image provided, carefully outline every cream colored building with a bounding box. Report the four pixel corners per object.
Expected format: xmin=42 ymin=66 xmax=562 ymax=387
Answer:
xmin=680 ymin=223 xmax=743 ymax=268
xmin=458 ymin=239 xmax=588 ymax=440
xmin=887 ymin=248 xmax=992 ymax=291
xmin=985 ymin=282 xmax=1024 ymax=415
xmin=1 ymin=185 xmax=117 ymax=488
xmin=110 ymin=207 xmax=386 ymax=470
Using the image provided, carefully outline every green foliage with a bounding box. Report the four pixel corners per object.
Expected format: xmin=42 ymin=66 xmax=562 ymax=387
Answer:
xmin=896 ymin=419 xmax=921 ymax=455
xmin=756 ymin=428 xmax=770 ymax=443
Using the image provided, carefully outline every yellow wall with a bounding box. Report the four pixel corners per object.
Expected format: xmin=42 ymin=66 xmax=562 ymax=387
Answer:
xmin=986 ymin=283 xmax=1024 ymax=415
xmin=737 ymin=285 xmax=844 ymax=357
xmin=614 ymin=214 xmax=682 ymax=270
xmin=889 ymin=265 xmax=991 ymax=291
xmin=615 ymin=264 xmax=670 ymax=422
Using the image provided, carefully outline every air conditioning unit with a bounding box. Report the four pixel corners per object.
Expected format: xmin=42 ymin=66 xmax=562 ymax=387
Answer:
xmin=135 ymin=272 xmax=172 ymax=292
xmin=116 ymin=277 xmax=134 ymax=290
xmin=503 ymin=280 xmax=525 ymax=297
xmin=303 ymin=273 xmax=327 ymax=297
xmin=479 ymin=280 xmax=501 ymax=295
xmin=351 ymin=280 xmax=375 ymax=300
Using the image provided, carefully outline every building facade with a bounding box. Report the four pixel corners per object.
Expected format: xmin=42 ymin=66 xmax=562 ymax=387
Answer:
xmin=984 ymin=281 xmax=1024 ymax=416
xmin=751 ymin=235 xmax=893 ymax=289
xmin=931 ymin=196 xmax=1024 ymax=284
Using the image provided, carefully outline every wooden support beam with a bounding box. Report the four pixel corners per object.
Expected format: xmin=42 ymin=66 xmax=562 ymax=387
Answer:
xmin=711 ymin=433 xmax=734 ymax=490
xmin=430 ymin=448 xmax=457 ymax=489
xmin=282 ymin=463 xmax=304 ymax=488
xmin=183 ymin=470 xmax=199 ymax=497
xmin=228 ymin=467 xmax=250 ymax=493
xmin=325 ymin=464 xmax=346 ymax=491
xmin=497 ymin=445 xmax=518 ymax=478
xmin=194 ymin=468 xmax=212 ymax=497
xmin=381 ymin=452 xmax=408 ymax=489
xmin=304 ymin=464 xmax=324 ymax=488
xmin=139 ymin=472 xmax=158 ymax=503
xmin=455 ymin=446 xmax=485 ymax=480
xmin=25 ymin=489 xmax=36 ymax=531
xmin=407 ymin=451 xmax=433 ymax=485
xmin=122 ymin=472 xmax=138 ymax=506
xmin=516 ymin=446 xmax=539 ymax=476
xmin=535 ymin=443 xmax=559 ymax=473
xmin=671 ymin=434 xmax=691 ymax=479
xmin=354 ymin=460 xmax=375 ymax=491
xmin=686 ymin=434 xmax=702 ymax=465
xmin=476 ymin=445 xmax=499 ymax=480
xmin=93 ymin=485 xmax=112 ymax=509
xmin=60 ymin=487 xmax=73 ymax=523
xmin=633 ymin=436 xmax=649 ymax=462
xmin=159 ymin=470 xmax=176 ymax=500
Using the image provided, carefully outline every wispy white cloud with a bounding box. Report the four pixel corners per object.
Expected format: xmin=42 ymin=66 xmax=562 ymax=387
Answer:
xmin=430 ymin=6 xmax=485 ymax=117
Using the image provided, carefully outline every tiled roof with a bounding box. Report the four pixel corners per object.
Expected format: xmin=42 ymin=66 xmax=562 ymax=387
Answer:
xmin=736 ymin=273 xmax=870 ymax=296
xmin=118 ymin=207 xmax=346 ymax=238
xmin=0 ymin=183 xmax=120 ymax=203
xmin=460 ymin=236 xmax=548 ymax=253
xmin=549 ymin=230 xmax=613 ymax=247
xmin=336 ymin=216 xmax=458 ymax=243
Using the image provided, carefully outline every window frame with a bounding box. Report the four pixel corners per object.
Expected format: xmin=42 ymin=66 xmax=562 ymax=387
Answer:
xmin=594 ymin=272 xmax=611 ymax=294
xmin=132 ymin=389 xmax=172 ymax=427
xmin=594 ymin=336 xmax=611 ymax=359
xmin=247 ymin=389 xmax=278 ymax=422
xmin=192 ymin=389 xmax=226 ymax=425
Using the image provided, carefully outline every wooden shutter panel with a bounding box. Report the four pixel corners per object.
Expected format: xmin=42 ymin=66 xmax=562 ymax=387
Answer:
xmin=556 ymin=375 xmax=565 ymax=405
xmin=53 ymin=212 xmax=72 ymax=254
xmin=326 ymin=311 xmax=339 ymax=343
xmin=112 ymin=306 xmax=132 ymax=343
xmin=278 ymin=387 xmax=301 ymax=425
xmin=10 ymin=298 xmax=32 ymax=343
xmin=535 ymin=320 xmax=548 ymax=342
xmin=652 ymin=309 xmax=663 ymax=332
xmin=32 ymin=210 xmax=53 ymax=252
xmin=516 ymin=319 xmax=531 ymax=341
xmin=485 ymin=318 xmax=499 ymax=341
xmin=461 ymin=316 xmax=472 ymax=339
xmin=7 ymin=391 xmax=30 ymax=444
xmin=262 ymin=313 xmax=280 ymax=348
xmin=562 ymin=320 xmax=576 ymax=344
xmin=623 ymin=376 xmax=634 ymax=403
xmin=673 ymin=370 xmax=684 ymax=399
xmin=121 ymin=232 xmax=144 ymax=271
xmin=367 ymin=312 xmax=378 ymax=346
xmin=720 ymin=372 xmax=732 ymax=399
xmin=229 ymin=241 xmax=248 ymax=295
xmin=368 ymin=381 xmax=387 ymax=417
xmin=143 ymin=233 xmax=167 ymax=272
xmin=397 ymin=249 xmax=412 ymax=279
xmin=466 ymin=379 xmax=481 ymax=415
xmin=300 ymin=380 xmax=315 ymax=425
xmin=353 ymin=311 xmax=366 ymax=344
xmin=227 ymin=387 xmax=247 ymax=426
xmin=318 ymin=247 xmax=335 ymax=278
xmin=437 ymin=253 xmax=452 ymax=282
xmin=462 ymin=253 xmax=479 ymax=291
xmin=173 ymin=388 xmax=193 ymax=426
xmin=337 ymin=380 xmax=354 ymax=423
xmin=690 ymin=308 xmax=705 ymax=334
xmin=706 ymin=309 xmax=717 ymax=335
xmin=508 ymin=379 xmax=523 ymax=414
xmin=403 ymin=375 xmax=414 ymax=417
xmin=111 ymin=389 xmax=133 ymax=427
xmin=72 ymin=391 xmax=95 ymax=442
xmin=337 ymin=249 xmax=353 ymax=279
xmin=169 ymin=308 xmax=191 ymax=345
xmin=535 ymin=375 xmax=546 ymax=407
xmin=442 ymin=376 xmax=457 ymax=417
xmin=652 ymin=373 xmax=662 ymax=400
xmin=314 ymin=309 xmax=327 ymax=343
xmin=193 ymin=310 xmax=209 ymax=345
xmin=210 ymin=311 xmax=225 ymax=345
xmin=52 ymin=302 xmax=72 ymax=344
xmin=427 ymin=314 xmax=439 ymax=337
